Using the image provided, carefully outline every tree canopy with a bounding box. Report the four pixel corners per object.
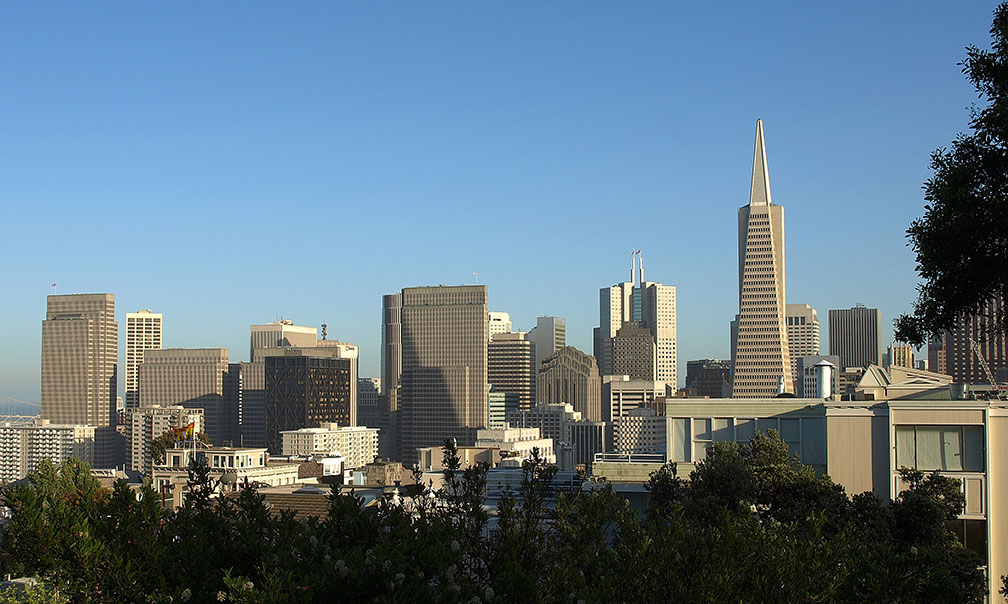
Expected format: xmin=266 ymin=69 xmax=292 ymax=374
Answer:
xmin=0 ymin=434 xmax=988 ymax=603
xmin=896 ymin=2 xmax=1008 ymax=346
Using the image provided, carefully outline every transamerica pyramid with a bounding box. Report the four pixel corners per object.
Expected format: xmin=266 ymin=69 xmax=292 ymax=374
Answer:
xmin=732 ymin=119 xmax=793 ymax=397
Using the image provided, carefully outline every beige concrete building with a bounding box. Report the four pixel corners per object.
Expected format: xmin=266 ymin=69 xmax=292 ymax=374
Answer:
xmin=125 ymin=405 xmax=204 ymax=475
xmin=786 ymin=304 xmax=820 ymax=389
xmin=536 ymin=346 xmax=602 ymax=422
xmin=886 ymin=344 xmax=915 ymax=370
xmin=488 ymin=332 xmax=535 ymax=413
xmin=527 ymin=316 xmax=566 ymax=375
xmin=733 ymin=121 xmax=792 ymax=397
xmin=613 ymin=407 xmax=666 ymax=455
xmin=828 ymin=305 xmax=883 ymax=371
xmin=488 ymin=311 xmax=512 ymax=340
xmin=603 ymin=376 xmax=665 ymax=424
xmin=125 ymin=310 xmax=162 ymax=410
xmin=153 ymin=446 xmax=301 ymax=507
xmin=249 ymin=320 xmax=318 ymax=362
xmin=41 ymin=293 xmax=118 ymax=427
xmin=394 ymin=285 xmax=488 ymax=463
xmin=612 ymin=322 xmax=657 ymax=381
xmin=139 ymin=348 xmax=235 ymax=446
xmin=474 ymin=426 xmax=554 ymax=464
xmin=0 ymin=420 xmax=96 ymax=483
xmin=280 ymin=423 xmax=378 ymax=469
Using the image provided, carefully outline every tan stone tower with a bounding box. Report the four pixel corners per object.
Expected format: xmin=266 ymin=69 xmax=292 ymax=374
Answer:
xmin=732 ymin=120 xmax=792 ymax=397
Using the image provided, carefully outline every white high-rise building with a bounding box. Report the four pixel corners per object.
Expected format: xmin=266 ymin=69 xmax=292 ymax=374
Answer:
xmin=125 ymin=310 xmax=162 ymax=409
xmin=732 ymin=119 xmax=792 ymax=397
xmin=280 ymin=423 xmax=379 ymax=469
xmin=126 ymin=405 xmax=204 ymax=474
xmin=594 ymin=251 xmax=677 ymax=390
xmin=0 ymin=420 xmax=96 ymax=484
xmin=488 ymin=311 xmax=512 ymax=340
xmin=250 ymin=320 xmax=318 ymax=362
xmin=786 ymin=304 xmax=820 ymax=389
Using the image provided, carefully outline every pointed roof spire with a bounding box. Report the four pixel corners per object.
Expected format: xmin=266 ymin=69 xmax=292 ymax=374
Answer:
xmin=749 ymin=118 xmax=772 ymax=207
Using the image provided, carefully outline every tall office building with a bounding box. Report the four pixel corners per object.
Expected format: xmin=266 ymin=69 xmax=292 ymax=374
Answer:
xmin=685 ymin=359 xmax=732 ymax=398
xmin=611 ymin=322 xmax=657 ymax=381
xmin=786 ymin=304 xmax=820 ymax=388
xmin=732 ymin=120 xmax=792 ymax=397
xmin=527 ymin=316 xmax=566 ymax=374
xmin=536 ymin=346 xmax=603 ymax=422
xmin=594 ymin=251 xmax=677 ymax=389
xmin=250 ymin=320 xmax=318 ymax=362
xmin=928 ymin=296 xmax=1007 ymax=384
xmin=488 ymin=312 xmax=512 ymax=340
xmin=381 ymin=293 xmax=403 ymax=396
xmin=393 ymin=285 xmax=488 ymax=463
xmin=828 ymin=305 xmax=883 ymax=370
xmin=125 ymin=310 xmax=162 ymax=410
xmin=41 ymin=293 xmax=118 ymax=427
xmin=139 ymin=348 xmax=237 ymax=446
xmin=263 ymin=350 xmax=351 ymax=454
xmin=488 ymin=332 xmax=535 ymax=413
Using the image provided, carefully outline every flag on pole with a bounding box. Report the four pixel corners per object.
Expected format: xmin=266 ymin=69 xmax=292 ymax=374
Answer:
xmin=173 ymin=422 xmax=195 ymax=441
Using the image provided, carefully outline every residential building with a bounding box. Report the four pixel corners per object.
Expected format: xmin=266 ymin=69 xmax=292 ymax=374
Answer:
xmin=392 ymin=285 xmax=488 ymax=463
xmin=732 ymin=120 xmax=792 ymax=397
xmin=0 ymin=420 xmax=96 ymax=484
xmin=828 ymin=305 xmax=883 ymax=371
xmin=250 ymin=320 xmax=318 ymax=362
xmin=527 ymin=316 xmax=566 ymax=374
xmin=488 ymin=311 xmax=512 ymax=340
xmin=125 ymin=310 xmax=162 ymax=409
xmin=786 ymin=304 xmax=820 ymax=388
xmin=139 ymin=348 xmax=237 ymax=447
xmin=594 ymin=251 xmax=677 ymax=390
xmin=685 ymin=359 xmax=732 ymax=398
xmin=125 ymin=405 xmax=204 ymax=474
xmin=280 ymin=423 xmax=378 ymax=469
xmin=41 ymin=293 xmax=117 ymax=428
xmin=536 ymin=346 xmax=602 ymax=421
xmin=488 ymin=332 xmax=535 ymax=412
xmin=153 ymin=447 xmax=301 ymax=506
xmin=263 ymin=349 xmax=352 ymax=454
xmin=927 ymin=296 xmax=1007 ymax=384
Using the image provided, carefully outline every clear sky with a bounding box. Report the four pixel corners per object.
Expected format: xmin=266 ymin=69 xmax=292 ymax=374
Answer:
xmin=0 ymin=2 xmax=997 ymax=409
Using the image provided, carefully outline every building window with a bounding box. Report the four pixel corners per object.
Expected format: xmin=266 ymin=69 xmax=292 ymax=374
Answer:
xmin=895 ymin=425 xmax=984 ymax=472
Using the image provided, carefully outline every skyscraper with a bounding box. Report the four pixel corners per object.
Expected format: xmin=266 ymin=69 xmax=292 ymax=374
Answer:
xmin=828 ymin=305 xmax=883 ymax=370
xmin=786 ymin=304 xmax=820 ymax=388
xmin=732 ymin=120 xmax=792 ymax=397
xmin=536 ymin=346 xmax=603 ymax=422
xmin=594 ymin=251 xmax=677 ymax=389
xmin=250 ymin=320 xmax=318 ymax=362
xmin=488 ymin=311 xmax=513 ymax=340
xmin=263 ymin=350 xmax=351 ymax=454
xmin=393 ymin=285 xmax=488 ymax=463
xmin=41 ymin=293 xmax=118 ymax=427
xmin=488 ymin=332 xmax=535 ymax=412
xmin=527 ymin=316 xmax=566 ymax=374
xmin=125 ymin=309 xmax=162 ymax=410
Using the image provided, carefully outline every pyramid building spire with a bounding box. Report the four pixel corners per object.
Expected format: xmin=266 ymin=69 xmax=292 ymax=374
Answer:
xmin=749 ymin=118 xmax=772 ymax=207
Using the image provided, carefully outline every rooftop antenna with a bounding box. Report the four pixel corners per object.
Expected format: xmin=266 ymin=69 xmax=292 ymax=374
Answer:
xmin=321 ymin=323 xmax=327 ymax=341
xmin=630 ymin=250 xmax=636 ymax=283
xmin=473 ymin=271 xmax=478 ymax=284
xmin=638 ymin=250 xmax=645 ymax=284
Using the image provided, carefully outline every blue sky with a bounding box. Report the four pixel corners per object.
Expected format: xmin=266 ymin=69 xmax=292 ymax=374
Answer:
xmin=0 ymin=2 xmax=997 ymax=407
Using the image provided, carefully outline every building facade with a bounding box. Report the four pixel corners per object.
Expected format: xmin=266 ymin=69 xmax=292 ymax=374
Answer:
xmin=828 ymin=305 xmax=883 ymax=371
xmin=786 ymin=304 xmax=820 ymax=389
xmin=263 ymin=350 xmax=352 ymax=454
xmin=249 ymin=320 xmax=318 ymax=362
xmin=280 ymin=423 xmax=379 ymax=469
xmin=488 ymin=332 xmax=535 ymax=412
xmin=488 ymin=311 xmax=512 ymax=340
xmin=603 ymin=376 xmax=666 ymax=424
xmin=0 ymin=420 xmax=96 ymax=484
xmin=126 ymin=405 xmax=205 ymax=474
xmin=927 ymin=296 xmax=1007 ymax=384
xmin=535 ymin=346 xmax=603 ymax=422
xmin=41 ymin=293 xmax=118 ymax=428
xmin=393 ymin=285 xmax=488 ymax=463
xmin=685 ymin=359 xmax=732 ymax=398
xmin=125 ymin=309 xmax=162 ymax=409
xmin=613 ymin=407 xmax=666 ymax=455
xmin=732 ymin=121 xmax=792 ymax=397
xmin=527 ymin=316 xmax=566 ymax=374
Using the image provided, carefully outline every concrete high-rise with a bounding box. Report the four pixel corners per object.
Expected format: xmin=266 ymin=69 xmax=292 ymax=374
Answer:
xmin=139 ymin=348 xmax=237 ymax=446
xmin=536 ymin=346 xmax=603 ymax=422
xmin=594 ymin=251 xmax=677 ymax=389
xmin=250 ymin=320 xmax=318 ymax=362
xmin=828 ymin=305 xmax=883 ymax=370
xmin=41 ymin=293 xmax=118 ymax=427
xmin=488 ymin=332 xmax=535 ymax=413
xmin=488 ymin=311 xmax=512 ymax=341
xmin=393 ymin=285 xmax=488 ymax=463
xmin=527 ymin=316 xmax=566 ymax=374
xmin=786 ymin=304 xmax=820 ymax=389
xmin=732 ymin=120 xmax=792 ymax=397
xmin=263 ymin=349 xmax=352 ymax=454
xmin=125 ymin=310 xmax=162 ymax=410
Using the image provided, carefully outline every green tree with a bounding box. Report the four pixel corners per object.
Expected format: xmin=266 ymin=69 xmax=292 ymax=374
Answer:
xmin=896 ymin=2 xmax=1008 ymax=345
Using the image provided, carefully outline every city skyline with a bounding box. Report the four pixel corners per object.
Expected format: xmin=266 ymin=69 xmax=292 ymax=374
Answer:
xmin=1 ymin=3 xmax=997 ymax=406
